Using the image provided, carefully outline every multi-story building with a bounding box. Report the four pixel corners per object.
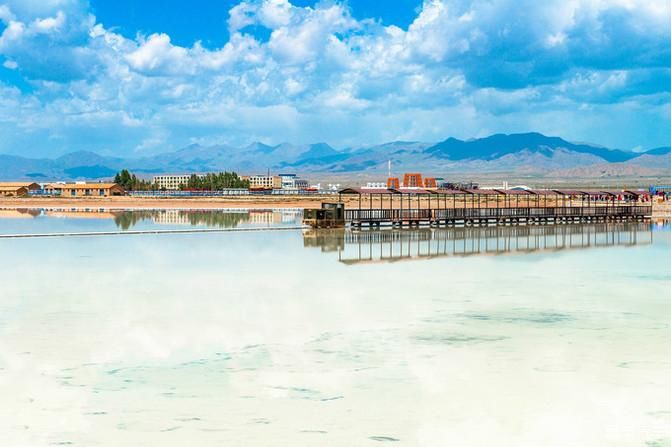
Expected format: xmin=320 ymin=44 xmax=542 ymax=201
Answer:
xmin=279 ymin=174 xmax=297 ymax=189
xmin=366 ymin=182 xmax=387 ymax=188
xmin=153 ymin=175 xmax=194 ymax=190
xmin=279 ymin=173 xmax=310 ymax=190
xmin=403 ymin=173 xmax=423 ymax=188
xmin=294 ymin=179 xmax=309 ymax=189
xmin=424 ymin=177 xmax=437 ymax=188
xmin=242 ymin=175 xmax=282 ymax=190
xmin=387 ymin=177 xmax=400 ymax=189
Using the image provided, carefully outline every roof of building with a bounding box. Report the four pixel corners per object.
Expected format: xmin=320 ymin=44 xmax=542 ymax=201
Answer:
xmin=0 ymin=182 xmax=40 ymax=188
xmin=434 ymin=188 xmax=468 ymax=194
xmin=46 ymin=183 xmax=123 ymax=189
xmin=583 ymin=191 xmax=614 ymax=196
xmin=0 ymin=185 xmax=29 ymax=192
xmin=600 ymin=190 xmax=638 ymax=197
xmin=461 ymin=188 xmax=502 ymax=195
xmin=494 ymin=189 xmax=535 ymax=195
xmin=395 ymin=188 xmax=435 ymax=194
xmin=624 ymin=190 xmax=648 ymax=197
xmin=339 ymin=187 xmax=647 ymax=198
xmin=526 ymin=189 xmax=561 ymax=195
xmin=552 ymin=189 xmax=590 ymax=196
xmin=339 ymin=187 xmax=400 ymax=195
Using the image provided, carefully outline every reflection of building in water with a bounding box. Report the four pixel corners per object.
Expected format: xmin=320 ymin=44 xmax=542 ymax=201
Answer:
xmin=148 ymin=210 xmax=250 ymax=229
xmin=111 ymin=210 xmax=295 ymax=230
xmin=152 ymin=210 xmax=193 ymax=225
xmin=0 ymin=208 xmax=42 ymax=218
xmin=246 ymin=209 xmax=303 ymax=225
xmin=303 ymin=223 xmax=653 ymax=265
xmin=248 ymin=210 xmax=282 ymax=225
xmin=280 ymin=209 xmax=303 ymax=225
xmin=45 ymin=210 xmax=124 ymax=219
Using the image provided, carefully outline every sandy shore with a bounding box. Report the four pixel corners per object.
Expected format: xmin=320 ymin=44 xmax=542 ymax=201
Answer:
xmin=0 ymin=196 xmax=669 ymax=217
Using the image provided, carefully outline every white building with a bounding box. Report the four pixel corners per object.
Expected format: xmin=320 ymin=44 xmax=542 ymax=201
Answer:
xmin=153 ymin=175 xmax=191 ymax=190
xmin=242 ymin=175 xmax=282 ymax=189
xmin=279 ymin=173 xmax=309 ymax=190
xmin=153 ymin=174 xmax=205 ymax=190
xmin=279 ymin=173 xmax=298 ymax=189
xmin=365 ymin=182 xmax=387 ymax=188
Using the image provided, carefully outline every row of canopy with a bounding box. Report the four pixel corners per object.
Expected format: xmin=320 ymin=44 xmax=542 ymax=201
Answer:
xmin=338 ymin=188 xmax=645 ymax=198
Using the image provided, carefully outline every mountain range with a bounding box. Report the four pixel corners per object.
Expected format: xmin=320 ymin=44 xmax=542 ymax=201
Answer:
xmin=3 ymin=132 xmax=671 ymax=181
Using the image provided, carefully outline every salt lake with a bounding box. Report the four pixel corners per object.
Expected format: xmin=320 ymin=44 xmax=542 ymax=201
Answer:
xmin=0 ymin=210 xmax=669 ymax=446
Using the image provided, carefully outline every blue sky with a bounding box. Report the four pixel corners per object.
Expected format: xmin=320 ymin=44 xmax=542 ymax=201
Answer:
xmin=1 ymin=0 xmax=671 ymax=157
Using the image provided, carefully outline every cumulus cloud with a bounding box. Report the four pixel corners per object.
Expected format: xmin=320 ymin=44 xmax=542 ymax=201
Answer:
xmin=1 ymin=0 xmax=671 ymax=157
xmin=126 ymin=33 xmax=192 ymax=75
xmin=0 ymin=4 xmax=14 ymax=22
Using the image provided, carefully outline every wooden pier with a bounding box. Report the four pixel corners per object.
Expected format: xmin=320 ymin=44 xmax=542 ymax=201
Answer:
xmin=305 ymin=188 xmax=653 ymax=228
xmin=345 ymin=205 xmax=652 ymax=227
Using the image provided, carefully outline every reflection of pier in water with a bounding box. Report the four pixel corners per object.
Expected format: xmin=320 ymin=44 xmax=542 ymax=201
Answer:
xmin=303 ymin=223 xmax=653 ymax=264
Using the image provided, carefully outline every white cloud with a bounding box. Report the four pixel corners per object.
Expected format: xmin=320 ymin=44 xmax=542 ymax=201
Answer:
xmin=125 ymin=33 xmax=191 ymax=75
xmin=2 ymin=0 xmax=671 ymax=156
xmin=0 ymin=20 xmax=25 ymax=49
xmin=228 ymin=1 xmax=256 ymax=33
xmin=258 ymin=0 xmax=293 ymax=29
xmin=0 ymin=4 xmax=15 ymax=23
xmin=31 ymin=10 xmax=65 ymax=33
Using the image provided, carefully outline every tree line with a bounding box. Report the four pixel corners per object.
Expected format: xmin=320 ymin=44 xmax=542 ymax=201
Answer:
xmin=113 ymin=169 xmax=249 ymax=191
xmin=113 ymin=169 xmax=154 ymax=191
xmin=181 ymin=172 xmax=249 ymax=190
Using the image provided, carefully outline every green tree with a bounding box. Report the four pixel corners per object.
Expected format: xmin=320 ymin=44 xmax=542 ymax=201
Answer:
xmin=184 ymin=172 xmax=248 ymax=190
xmin=113 ymin=169 xmax=155 ymax=191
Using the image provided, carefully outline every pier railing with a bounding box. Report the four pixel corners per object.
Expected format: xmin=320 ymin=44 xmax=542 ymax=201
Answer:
xmin=345 ymin=206 xmax=652 ymax=223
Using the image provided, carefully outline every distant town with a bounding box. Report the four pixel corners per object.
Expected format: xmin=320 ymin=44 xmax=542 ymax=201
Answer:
xmin=0 ymin=171 xmax=321 ymax=198
xmin=1 ymin=169 xmax=671 ymax=200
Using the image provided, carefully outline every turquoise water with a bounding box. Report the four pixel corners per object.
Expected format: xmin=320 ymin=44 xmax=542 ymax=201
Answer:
xmin=0 ymin=211 xmax=670 ymax=446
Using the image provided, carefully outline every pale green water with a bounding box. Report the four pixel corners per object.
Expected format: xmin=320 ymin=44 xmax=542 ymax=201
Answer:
xmin=0 ymin=211 xmax=670 ymax=446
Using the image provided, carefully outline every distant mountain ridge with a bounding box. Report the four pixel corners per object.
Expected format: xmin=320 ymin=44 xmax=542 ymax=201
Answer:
xmin=426 ymin=133 xmax=634 ymax=163
xmin=1 ymin=132 xmax=670 ymax=180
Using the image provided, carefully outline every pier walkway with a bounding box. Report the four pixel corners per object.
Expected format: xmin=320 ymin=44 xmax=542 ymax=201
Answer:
xmin=336 ymin=188 xmax=652 ymax=228
xmin=345 ymin=205 xmax=652 ymax=227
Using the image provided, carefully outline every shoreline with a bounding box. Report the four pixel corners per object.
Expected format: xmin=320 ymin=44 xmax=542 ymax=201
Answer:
xmin=0 ymin=195 xmax=334 ymax=210
xmin=0 ymin=196 xmax=669 ymax=217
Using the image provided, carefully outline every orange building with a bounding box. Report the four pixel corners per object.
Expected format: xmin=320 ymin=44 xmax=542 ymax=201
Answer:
xmin=45 ymin=183 xmax=125 ymax=197
xmin=387 ymin=177 xmax=400 ymax=189
xmin=403 ymin=173 xmax=423 ymax=188
xmin=424 ymin=177 xmax=437 ymax=188
xmin=0 ymin=182 xmax=40 ymax=197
